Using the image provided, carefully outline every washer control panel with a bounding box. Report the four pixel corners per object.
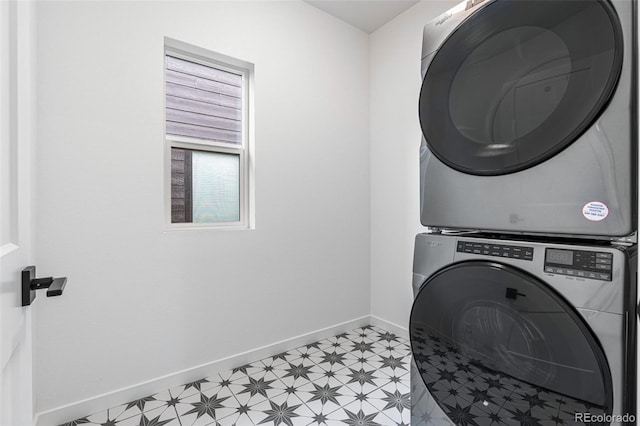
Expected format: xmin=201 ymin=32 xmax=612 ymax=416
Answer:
xmin=457 ymin=241 xmax=534 ymax=261
xmin=544 ymin=248 xmax=612 ymax=281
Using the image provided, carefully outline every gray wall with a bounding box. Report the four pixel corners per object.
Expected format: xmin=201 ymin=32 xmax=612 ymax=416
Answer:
xmin=369 ymin=0 xmax=456 ymax=329
xmin=35 ymin=1 xmax=370 ymax=412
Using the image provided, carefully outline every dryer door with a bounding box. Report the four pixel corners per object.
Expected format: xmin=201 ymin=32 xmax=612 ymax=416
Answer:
xmin=419 ymin=0 xmax=623 ymax=175
xmin=409 ymin=261 xmax=613 ymax=424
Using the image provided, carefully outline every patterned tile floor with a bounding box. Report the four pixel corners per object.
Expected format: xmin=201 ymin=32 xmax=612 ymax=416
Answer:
xmin=61 ymin=326 xmax=411 ymax=426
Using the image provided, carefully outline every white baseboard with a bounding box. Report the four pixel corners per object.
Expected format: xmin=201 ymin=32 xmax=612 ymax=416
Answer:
xmin=35 ymin=315 xmax=371 ymax=426
xmin=369 ymin=315 xmax=409 ymax=340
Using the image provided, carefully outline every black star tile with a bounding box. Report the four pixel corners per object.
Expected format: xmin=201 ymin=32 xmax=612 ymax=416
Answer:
xmin=436 ymin=367 xmax=459 ymax=383
xmin=284 ymin=362 xmax=313 ymax=381
xmin=125 ymin=396 xmax=157 ymax=412
xmin=377 ymin=332 xmax=399 ymax=343
xmin=184 ymin=392 xmax=230 ymax=420
xmin=320 ymin=350 xmax=347 ymax=366
xmin=239 ymin=376 xmax=275 ymax=398
xmin=137 ymin=413 xmax=173 ymax=426
xmin=483 ymin=376 xmax=504 ymax=390
xmin=346 ymin=367 xmax=378 ymax=386
xmin=379 ymin=354 xmax=407 ymax=370
xmin=232 ymin=364 xmax=251 ymax=375
xmin=469 ymin=387 xmax=494 ymax=405
xmin=165 ymin=396 xmax=180 ymax=408
xmin=353 ymin=341 xmax=374 ymax=353
xmin=219 ymin=378 xmax=232 ymax=388
xmin=342 ymin=408 xmax=382 ymax=426
xmin=507 ymin=407 xmax=543 ymax=426
xmin=272 ymin=352 xmax=289 ymax=362
xmin=258 ymin=400 xmax=301 ymax=426
xmin=521 ymin=392 xmax=550 ymax=410
xmin=443 ymin=402 xmax=481 ymax=426
xmin=308 ymin=383 xmax=342 ymax=405
xmin=355 ymin=392 xmax=368 ymax=401
xmin=311 ymin=412 xmax=329 ymax=424
xmin=380 ymin=389 xmax=410 ymax=412
xmin=284 ymin=385 xmax=298 ymax=394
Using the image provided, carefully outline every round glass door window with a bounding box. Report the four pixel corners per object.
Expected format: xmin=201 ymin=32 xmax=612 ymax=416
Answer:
xmin=409 ymin=261 xmax=612 ymax=425
xmin=419 ymin=0 xmax=623 ymax=175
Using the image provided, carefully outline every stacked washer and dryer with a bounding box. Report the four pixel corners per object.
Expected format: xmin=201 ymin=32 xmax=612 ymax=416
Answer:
xmin=410 ymin=0 xmax=638 ymax=425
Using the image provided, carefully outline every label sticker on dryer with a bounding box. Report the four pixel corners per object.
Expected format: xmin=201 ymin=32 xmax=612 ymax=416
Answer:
xmin=582 ymin=201 xmax=609 ymax=222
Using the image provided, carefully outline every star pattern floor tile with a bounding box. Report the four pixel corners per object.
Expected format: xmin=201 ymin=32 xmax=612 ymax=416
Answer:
xmin=60 ymin=326 xmax=410 ymax=426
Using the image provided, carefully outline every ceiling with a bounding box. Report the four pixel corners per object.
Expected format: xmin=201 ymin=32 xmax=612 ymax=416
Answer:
xmin=303 ymin=0 xmax=420 ymax=33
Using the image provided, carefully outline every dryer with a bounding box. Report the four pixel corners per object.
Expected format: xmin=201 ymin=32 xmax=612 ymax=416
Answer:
xmin=410 ymin=233 xmax=637 ymax=425
xmin=418 ymin=0 xmax=636 ymax=241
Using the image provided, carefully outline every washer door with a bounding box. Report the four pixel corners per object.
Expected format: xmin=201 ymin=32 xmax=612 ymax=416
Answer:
xmin=409 ymin=261 xmax=613 ymax=424
xmin=419 ymin=0 xmax=623 ymax=175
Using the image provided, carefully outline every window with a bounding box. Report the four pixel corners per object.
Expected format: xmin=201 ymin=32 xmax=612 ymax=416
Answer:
xmin=165 ymin=39 xmax=253 ymax=229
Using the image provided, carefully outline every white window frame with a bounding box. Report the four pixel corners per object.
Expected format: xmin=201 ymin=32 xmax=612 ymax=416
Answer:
xmin=164 ymin=37 xmax=254 ymax=230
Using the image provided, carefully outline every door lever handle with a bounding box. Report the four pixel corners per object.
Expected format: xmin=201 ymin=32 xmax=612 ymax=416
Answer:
xmin=47 ymin=277 xmax=67 ymax=297
xmin=22 ymin=266 xmax=68 ymax=306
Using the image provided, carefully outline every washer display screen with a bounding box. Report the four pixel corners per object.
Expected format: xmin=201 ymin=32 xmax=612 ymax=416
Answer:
xmin=546 ymin=249 xmax=573 ymax=266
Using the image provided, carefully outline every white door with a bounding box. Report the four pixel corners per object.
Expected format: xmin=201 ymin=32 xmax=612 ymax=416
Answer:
xmin=1 ymin=1 xmax=37 ymax=424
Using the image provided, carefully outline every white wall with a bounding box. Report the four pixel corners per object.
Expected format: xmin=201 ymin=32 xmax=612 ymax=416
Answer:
xmin=369 ymin=0 xmax=457 ymax=328
xmin=34 ymin=1 xmax=370 ymax=413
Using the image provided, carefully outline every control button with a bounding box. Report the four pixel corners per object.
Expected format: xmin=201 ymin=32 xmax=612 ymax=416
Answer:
xmin=597 ymin=273 xmax=611 ymax=281
xmin=596 ymin=258 xmax=612 ymax=265
xmin=456 ymin=243 xmax=464 ymax=252
xmin=464 ymin=248 xmax=473 ymax=253
xmin=512 ymin=253 xmax=521 ymax=259
xmin=566 ymin=269 xmax=575 ymax=275
xmin=545 ymin=267 xmax=554 ymax=273
xmin=473 ymin=249 xmax=481 ymax=254
xmin=491 ymin=251 xmax=501 ymax=257
xmin=596 ymin=252 xmax=613 ymax=259
xmin=483 ymin=250 xmax=490 ymax=255
xmin=588 ymin=272 xmax=597 ymax=279
xmin=555 ymin=268 xmax=565 ymax=274
xmin=595 ymin=264 xmax=611 ymax=270
xmin=577 ymin=271 xmax=586 ymax=277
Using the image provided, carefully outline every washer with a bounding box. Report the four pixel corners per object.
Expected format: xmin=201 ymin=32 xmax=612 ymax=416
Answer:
xmin=418 ymin=0 xmax=636 ymax=241
xmin=410 ymin=233 xmax=637 ymax=425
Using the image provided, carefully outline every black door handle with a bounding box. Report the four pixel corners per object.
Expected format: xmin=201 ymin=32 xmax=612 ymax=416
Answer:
xmin=22 ymin=266 xmax=67 ymax=306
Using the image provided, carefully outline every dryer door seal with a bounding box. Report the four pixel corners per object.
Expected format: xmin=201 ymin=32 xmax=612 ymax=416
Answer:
xmin=409 ymin=260 xmax=613 ymax=423
xmin=419 ymin=0 xmax=623 ymax=175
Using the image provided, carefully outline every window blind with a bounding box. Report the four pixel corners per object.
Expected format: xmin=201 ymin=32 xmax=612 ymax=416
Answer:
xmin=165 ymin=55 xmax=242 ymax=144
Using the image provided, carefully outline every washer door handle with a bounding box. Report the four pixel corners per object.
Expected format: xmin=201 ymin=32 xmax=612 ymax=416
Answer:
xmin=505 ymin=288 xmax=526 ymax=300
